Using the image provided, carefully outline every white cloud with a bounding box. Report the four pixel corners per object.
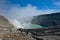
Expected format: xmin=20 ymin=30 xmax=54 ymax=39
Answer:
xmin=8 ymin=4 xmax=57 ymax=19
xmin=0 ymin=0 xmax=59 ymax=19
xmin=9 ymin=19 xmax=24 ymax=29
xmin=52 ymin=0 xmax=60 ymax=6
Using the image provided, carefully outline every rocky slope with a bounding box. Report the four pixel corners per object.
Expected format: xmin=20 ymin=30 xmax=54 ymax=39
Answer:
xmin=0 ymin=16 xmax=35 ymax=40
xmin=0 ymin=16 xmax=15 ymax=33
xmin=31 ymin=12 xmax=60 ymax=27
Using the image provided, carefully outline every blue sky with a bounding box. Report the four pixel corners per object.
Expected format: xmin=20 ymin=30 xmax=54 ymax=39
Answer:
xmin=0 ymin=0 xmax=60 ymax=18
xmin=9 ymin=0 xmax=60 ymax=9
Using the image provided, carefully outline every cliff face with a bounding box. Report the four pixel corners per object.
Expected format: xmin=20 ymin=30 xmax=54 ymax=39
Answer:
xmin=0 ymin=16 xmax=8 ymax=22
xmin=0 ymin=16 xmax=10 ymax=26
xmin=0 ymin=16 xmax=16 ymax=33
xmin=31 ymin=12 xmax=60 ymax=27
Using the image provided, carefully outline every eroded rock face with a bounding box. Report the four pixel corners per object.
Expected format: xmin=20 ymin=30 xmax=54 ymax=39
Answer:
xmin=0 ymin=16 xmax=16 ymax=33
xmin=0 ymin=16 xmax=8 ymax=22
xmin=0 ymin=16 xmax=11 ymax=27
xmin=31 ymin=12 xmax=60 ymax=27
xmin=0 ymin=16 xmax=36 ymax=40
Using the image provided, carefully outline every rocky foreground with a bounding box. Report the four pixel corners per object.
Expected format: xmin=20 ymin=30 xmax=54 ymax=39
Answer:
xmin=0 ymin=16 xmax=60 ymax=40
xmin=0 ymin=16 xmax=36 ymax=40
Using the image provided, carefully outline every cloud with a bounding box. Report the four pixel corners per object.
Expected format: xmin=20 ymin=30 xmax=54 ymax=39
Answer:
xmin=9 ymin=19 xmax=24 ymax=29
xmin=0 ymin=0 xmax=59 ymax=19
xmin=0 ymin=0 xmax=60 ymax=29
xmin=8 ymin=4 xmax=58 ymax=19
xmin=52 ymin=0 xmax=60 ymax=6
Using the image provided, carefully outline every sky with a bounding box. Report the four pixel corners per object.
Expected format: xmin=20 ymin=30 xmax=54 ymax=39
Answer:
xmin=9 ymin=0 xmax=60 ymax=9
xmin=0 ymin=0 xmax=60 ymax=19
xmin=0 ymin=0 xmax=60 ymax=29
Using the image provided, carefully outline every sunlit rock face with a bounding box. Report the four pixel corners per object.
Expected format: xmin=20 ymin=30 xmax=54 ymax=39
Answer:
xmin=31 ymin=12 xmax=60 ymax=28
xmin=0 ymin=16 xmax=12 ymax=27
xmin=0 ymin=16 xmax=16 ymax=33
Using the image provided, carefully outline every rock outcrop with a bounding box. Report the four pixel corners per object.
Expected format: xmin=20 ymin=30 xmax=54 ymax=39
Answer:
xmin=0 ymin=16 xmax=35 ymax=40
xmin=31 ymin=12 xmax=60 ymax=27
xmin=0 ymin=16 xmax=16 ymax=33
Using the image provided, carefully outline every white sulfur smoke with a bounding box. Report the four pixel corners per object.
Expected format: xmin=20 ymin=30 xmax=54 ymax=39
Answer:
xmin=9 ymin=19 xmax=24 ymax=29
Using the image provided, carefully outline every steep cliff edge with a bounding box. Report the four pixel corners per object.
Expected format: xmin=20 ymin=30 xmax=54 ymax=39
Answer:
xmin=31 ymin=12 xmax=60 ymax=27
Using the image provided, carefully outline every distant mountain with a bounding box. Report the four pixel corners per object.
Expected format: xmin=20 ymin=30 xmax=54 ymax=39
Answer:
xmin=31 ymin=12 xmax=60 ymax=28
